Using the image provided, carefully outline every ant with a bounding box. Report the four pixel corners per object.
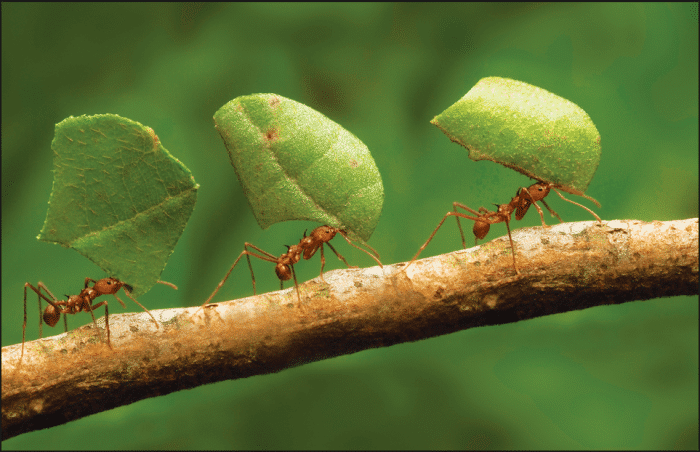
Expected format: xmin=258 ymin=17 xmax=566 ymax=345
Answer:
xmin=19 ymin=277 xmax=177 ymax=367
xmin=407 ymin=180 xmax=601 ymax=274
xmin=202 ymin=225 xmax=383 ymax=306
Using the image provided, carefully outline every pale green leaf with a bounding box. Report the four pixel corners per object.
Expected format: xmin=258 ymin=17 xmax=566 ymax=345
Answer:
xmin=432 ymin=77 xmax=601 ymax=195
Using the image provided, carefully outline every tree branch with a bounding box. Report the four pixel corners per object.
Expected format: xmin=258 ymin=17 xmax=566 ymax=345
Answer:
xmin=2 ymin=218 xmax=697 ymax=440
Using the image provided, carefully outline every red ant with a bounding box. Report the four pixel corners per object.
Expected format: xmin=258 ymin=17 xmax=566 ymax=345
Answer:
xmin=407 ymin=180 xmax=601 ymax=274
xmin=202 ymin=225 xmax=383 ymax=306
xmin=19 ymin=277 xmax=176 ymax=367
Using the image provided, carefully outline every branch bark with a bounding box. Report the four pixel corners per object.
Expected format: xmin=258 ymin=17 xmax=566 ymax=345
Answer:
xmin=2 ymin=218 xmax=698 ymax=440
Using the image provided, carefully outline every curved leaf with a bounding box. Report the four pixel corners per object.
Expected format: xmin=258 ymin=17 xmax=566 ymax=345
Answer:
xmin=38 ymin=114 xmax=199 ymax=297
xmin=432 ymin=77 xmax=601 ymax=195
xmin=214 ymin=94 xmax=383 ymax=243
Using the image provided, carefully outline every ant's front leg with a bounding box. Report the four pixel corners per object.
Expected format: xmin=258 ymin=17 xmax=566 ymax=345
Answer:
xmin=337 ymin=231 xmax=383 ymax=267
xmin=325 ymin=242 xmax=355 ymax=269
xmin=551 ymin=188 xmax=602 ymax=222
xmin=538 ymin=198 xmax=563 ymax=223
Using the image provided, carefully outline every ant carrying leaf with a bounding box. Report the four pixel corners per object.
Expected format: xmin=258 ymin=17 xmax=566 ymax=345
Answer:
xmin=18 ymin=277 xmax=177 ymax=368
xmin=202 ymin=225 xmax=382 ymax=306
xmin=407 ymin=180 xmax=601 ymax=274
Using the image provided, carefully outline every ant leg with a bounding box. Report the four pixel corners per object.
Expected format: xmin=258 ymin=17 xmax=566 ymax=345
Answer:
xmin=290 ymin=264 xmax=301 ymax=303
xmin=202 ymin=249 xmax=248 ymax=306
xmin=21 ymin=283 xmax=50 ymax=368
xmin=551 ymin=188 xmax=602 ymax=222
xmin=325 ymin=242 xmax=356 ymax=269
xmin=503 ymin=217 xmax=520 ymax=275
xmin=362 ymin=241 xmax=381 ymax=261
xmin=453 ymin=203 xmax=468 ymax=249
xmin=319 ymin=244 xmax=327 ymax=282
xmin=25 ymin=282 xmax=62 ymax=338
xmin=406 ymin=210 xmax=485 ymax=270
xmin=111 ymin=294 xmax=128 ymax=309
xmin=87 ymin=300 xmax=110 ymax=347
xmin=245 ymin=250 xmax=256 ymax=294
xmin=121 ymin=290 xmax=159 ymax=328
xmin=20 ymin=283 xmax=62 ymax=368
xmin=453 ymin=202 xmax=488 ymax=248
xmin=517 ymin=186 xmax=554 ymax=227
xmin=244 ymin=243 xmax=281 ymax=295
xmin=104 ymin=303 xmax=110 ymax=348
xmin=538 ymin=198 xmax=563 ymax=223
xmin=337 ymin=231 xmax=383 ymax=267
xmin=36 ymin=289 xmax=43 ymax=340
xmin=156 ymin=280 xmax=178 ymax=290
xmin=21 ymin=284 xmax=36 ymax=367
xmin=316 ymin=242 xmax=355 ymax=282
xmin=202 ymin=244 xmax=279 ymax=307
xmin=474 ymin=207 xmax=496 ymax=245
xmin=511 ymin=187 xmax=548 ymax=228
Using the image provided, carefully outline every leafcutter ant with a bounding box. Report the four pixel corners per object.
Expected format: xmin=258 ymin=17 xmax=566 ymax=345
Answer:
xmin=407 ymin=180 xmax=601 ymax=274
xmin=19 ymin=277 xmax=177 ymax=367
xmin=202 ymin=225 xmax=382 ymax=306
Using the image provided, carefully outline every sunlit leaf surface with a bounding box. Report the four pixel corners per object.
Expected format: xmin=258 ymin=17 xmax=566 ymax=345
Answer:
xmin=432 ymin=77 xmax=601 ymax=195
xmin=39 ymin=114 xmax=199 ymax=296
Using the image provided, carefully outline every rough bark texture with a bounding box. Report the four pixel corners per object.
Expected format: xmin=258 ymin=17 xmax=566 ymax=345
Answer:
xmin=2 ymin=218 xmax=698 ymax=440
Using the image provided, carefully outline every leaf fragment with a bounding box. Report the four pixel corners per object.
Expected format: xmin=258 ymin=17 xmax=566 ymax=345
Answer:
xmin=432 ymin=77 xmax=601 ymax=195
xmin=214 ymin=94 xmax=384 ymax=242
xmin=39 ymin=114 xmax=199 ymax=297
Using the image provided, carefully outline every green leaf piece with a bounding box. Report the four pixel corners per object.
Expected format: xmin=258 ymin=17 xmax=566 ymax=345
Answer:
xmin=214 ymin=94 xmax=384 ymax=243
xmin=432 ymin=77 xmax=601 ymax=195
xmin=39 ymin=114 xmax=199 ymax=297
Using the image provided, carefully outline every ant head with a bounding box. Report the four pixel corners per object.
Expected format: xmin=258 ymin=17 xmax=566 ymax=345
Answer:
xmin=275 ymin=263 xmax=292 ymax=281
xmin=533 ymin=181 xmax=550 ymax=191
xmin=43 ymin=305 xmax=61 ymax=327
xmin=311 ymin=225 xmax=337 ymax=242
xmin=93 ymin=277 xmax=125 ymax=295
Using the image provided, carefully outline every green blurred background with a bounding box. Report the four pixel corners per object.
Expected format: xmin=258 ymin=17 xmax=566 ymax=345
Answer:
xmin=2 ymin=3 xmax=697 ymax=449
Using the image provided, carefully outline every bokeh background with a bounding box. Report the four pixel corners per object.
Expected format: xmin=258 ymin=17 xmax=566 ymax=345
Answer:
xmin=2 ymin=3 xmax=697 ymax=449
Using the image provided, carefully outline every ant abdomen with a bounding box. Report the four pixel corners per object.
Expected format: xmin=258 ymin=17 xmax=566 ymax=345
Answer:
xmin=43 ymin=305 xmax=61 ymax=327
xmin=275 ymin=263 xmax=292 ymax=281
xmin=473 ymin=221 xmax=490 ymax=241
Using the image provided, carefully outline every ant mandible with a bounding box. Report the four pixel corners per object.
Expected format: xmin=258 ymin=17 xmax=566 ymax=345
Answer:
xmin=407 ymin=180 xmax=602 ymax=274
xmin=202 ymin=225 xmax=383 ymax=306
xmin=19 ymin=277 xmax=176 ymax=367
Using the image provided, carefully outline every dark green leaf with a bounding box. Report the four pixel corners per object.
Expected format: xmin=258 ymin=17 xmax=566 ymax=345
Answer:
xmin=214 ymin=94 xmax=383 ymax=242
xmin=432 ymin=77 xmax=601 ymax=195
xmin=39 ymin=114 xmax=199 ymax=297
